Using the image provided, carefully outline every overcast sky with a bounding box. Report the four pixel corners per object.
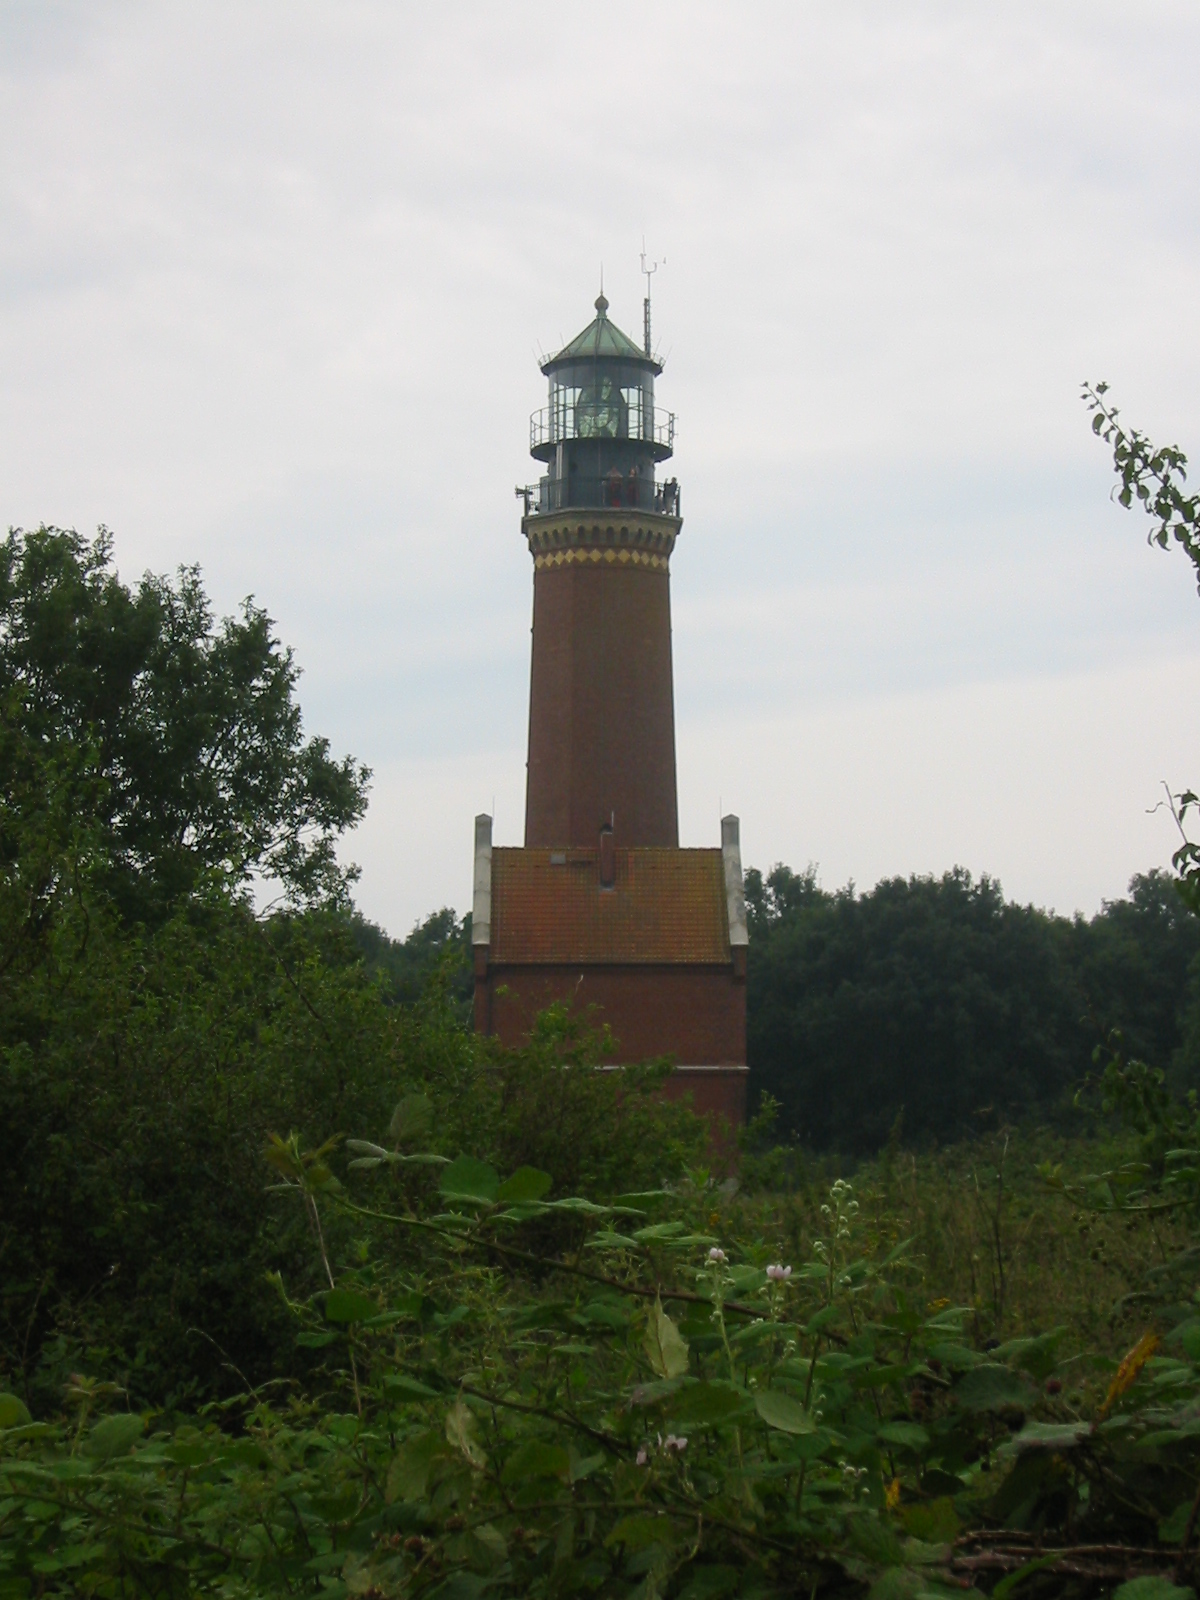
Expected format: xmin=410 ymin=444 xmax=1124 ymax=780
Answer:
xmin=4 ymin=2 xmax=1200 ymax=935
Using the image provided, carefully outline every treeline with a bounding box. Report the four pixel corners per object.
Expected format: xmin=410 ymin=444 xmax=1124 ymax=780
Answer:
xmin=347 ymin=855 xmax=1200 ymax=1162
xmin=745 ymin=861 xmax=1200 ymax=1154
xmin=358 ymin=858 xmax=1200 ymax=1160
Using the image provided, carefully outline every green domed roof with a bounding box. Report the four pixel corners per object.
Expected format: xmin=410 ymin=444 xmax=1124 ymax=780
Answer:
xmin=542 ymin=294 xmax=662 ymax=374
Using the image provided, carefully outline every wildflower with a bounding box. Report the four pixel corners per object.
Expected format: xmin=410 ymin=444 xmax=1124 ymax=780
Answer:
xmin=766 ymin=1263 xmax=792 ymax=1282
xmin=636 ymin=1447 xmax=648 ymax=1466
xmin=707 ymin=1247 xmax=727 ymax=1264
xmin=664 ymin=1434 xmax=688 ymax=1453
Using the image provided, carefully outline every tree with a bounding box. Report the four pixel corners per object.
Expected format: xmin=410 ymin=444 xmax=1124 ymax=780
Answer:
xmin=347 ymin=905 xmax=473 ymax=1012
xmin=0 ymin=526 xmax=370 ymax=923
xmin=747 ymin=868 xmax=1082 ymax=1153
xmin=1084 ymin=383 xmax=1200 ymax=914
xmin=1066 ymin=870 xmax=1200 ymax=1093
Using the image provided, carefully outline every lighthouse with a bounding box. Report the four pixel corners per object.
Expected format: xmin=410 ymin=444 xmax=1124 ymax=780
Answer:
xmin=471 ymin=288 xmax=748 ymax=1128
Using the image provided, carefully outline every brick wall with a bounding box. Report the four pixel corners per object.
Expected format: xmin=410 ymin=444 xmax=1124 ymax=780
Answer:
xmin=475 ymin=958 xmax=748 ymax=1137
xmin=477 ymin=960 xmax=745 ymax=1064
xmin=525 ymin=563 xmax=679 ymax=849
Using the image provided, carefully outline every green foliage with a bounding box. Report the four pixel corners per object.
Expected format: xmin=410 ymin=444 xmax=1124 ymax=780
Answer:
xmin=9 ymin=1143 xmax=1200 ymax=1598
xmin=1084 ymin=385 xmax=1200 ymax=921
xmin=745 ymin=864 xmax=1200 ymax=1153
xmin=0 ymin=527 xmax=704 ymax=1416
xmin=347 ymin=904 xmax=474 ymax=1014
xmin=0 ymin=892 xmax=705 ymax=1411
xmin=1 ymin=524 xmax=370 ymax=919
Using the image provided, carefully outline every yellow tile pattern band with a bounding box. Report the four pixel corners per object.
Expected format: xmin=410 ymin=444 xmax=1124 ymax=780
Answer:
xmin=533 ymin=547 xmax=670 ymax=571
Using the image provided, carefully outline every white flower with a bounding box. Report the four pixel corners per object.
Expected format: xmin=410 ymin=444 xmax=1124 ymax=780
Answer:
xmin=707 ymin=1247 xmax=727 ymax=1263
xmin=766 ymin=1263 xmax=792 ymax=1282
xmin=636 ymin=1447 xmax=648 ymax=1466
xmin=664 ymin=1434 xmax=688 ymax=1452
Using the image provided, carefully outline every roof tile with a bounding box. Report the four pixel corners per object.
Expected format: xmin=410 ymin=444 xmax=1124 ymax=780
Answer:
xmin=490 ymin=847 xmax=729 ymax=965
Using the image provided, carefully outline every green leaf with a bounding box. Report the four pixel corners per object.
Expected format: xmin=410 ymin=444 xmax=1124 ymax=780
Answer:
xmin=496 ymin=1166 xmax=552 ymax=1204
xmin=84 ymin=1413 xmax=144 ymax=1461
xmin=606 ymin=1512 xmax=675 ymax=1552
xmin=383 ymin=1374 xmax=440 ymax=1401
xmin=924 ymin=1341 xmax=982 ymax=1371
xmin=389 ymin=1092 xmax=434 ymax=1145
xmin=644 ymin=1298 xmax=689 ymax=1379
xmin=899 ymin=1498 xmax=961 ymax=1543
xmin=991 ymin=1328 xmax=1067 ymax=1382
xmin=954 ymin=1363 xmax=1038 ymax=1412
xmin=1160 ymin=1502 xmax=1193 ymax=1545
xmin=923 ymin=1306 xmax=975 ymax=1332
xmin=386 ymin=1430 xmax=444 ymax=1502
xmin=0 ymin=1394 xmax=32 ymax=1428
xmin=1112 ymin=1581 xmax=1195 ymax=1600
xmin=754 ymin=1389 xmax=814 ymax=1434
xmin=630 ymin=1376 xmax=689 ymax=1406
xmin=324 ymin=1289 xmax=379 ymax=1323
xmin=439 ymin=1155 xmax=500 ymax=1205
xmin=445 ymin=1397 xmax=487 ymax=1467
xmin=568 ymin=1447 xmax=605 ymax=1482
xmin=578 ymin=1298 xmax=630 ymax=1330
xmin=501 ymin=1441 xmax=571 ymax=1483
xmin=877 ymin=1421 xmax=929 ymax=1451
xmin=587 ymin=1229 xmax=641 ymax=1249
xmin=216 ymin=1438 xmax=271 ymax=1468
xmin=856 ymin=1362 xmax=917 ymax=1390
xmin=668 ymin=1382 xmax=752 ymax=1428
xmin=391 ymin=1291 xmax=435 ymax=1322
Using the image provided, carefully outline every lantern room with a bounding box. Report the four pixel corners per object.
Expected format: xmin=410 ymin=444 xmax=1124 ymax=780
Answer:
xmin=524 ymin=293 xmax=678 ymax=516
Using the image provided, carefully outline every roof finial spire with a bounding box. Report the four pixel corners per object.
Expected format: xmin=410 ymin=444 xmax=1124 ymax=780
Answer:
xmin=596 ymin=264 xmax=607 ymax=316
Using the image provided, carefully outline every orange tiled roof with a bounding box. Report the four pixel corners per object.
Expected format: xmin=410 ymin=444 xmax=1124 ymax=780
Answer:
xmin=489 ymin=847 xmax=730 ymax=965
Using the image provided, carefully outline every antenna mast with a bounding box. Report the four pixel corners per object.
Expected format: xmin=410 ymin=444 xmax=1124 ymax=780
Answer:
xmin=641 ymin=239 xmax=664 ymax=356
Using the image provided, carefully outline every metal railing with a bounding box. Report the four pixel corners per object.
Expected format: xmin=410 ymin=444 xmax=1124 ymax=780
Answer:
xmin=529 ymin=406 xmax=675 ymax=454
xmin=516 ymin=474 xmax=681 ymax=517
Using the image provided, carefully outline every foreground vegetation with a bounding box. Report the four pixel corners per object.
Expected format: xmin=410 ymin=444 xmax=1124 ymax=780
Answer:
xmin=7 ymin=1079 xmax=1200 ymax=1600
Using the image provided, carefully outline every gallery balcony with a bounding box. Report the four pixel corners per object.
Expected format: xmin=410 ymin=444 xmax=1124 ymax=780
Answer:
xmin=529 ymin=405 xmax=675 ymax=462
xmin=517 ymin=475 xmax=681 ymax=519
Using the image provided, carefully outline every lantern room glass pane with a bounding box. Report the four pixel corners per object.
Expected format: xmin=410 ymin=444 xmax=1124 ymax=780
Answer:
xmin=575 ymin=375 xmax=621 ymax=438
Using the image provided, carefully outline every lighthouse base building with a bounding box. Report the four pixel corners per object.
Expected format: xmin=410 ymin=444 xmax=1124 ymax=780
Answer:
xmin=470 ymin=291 xmax=748 ymax=1129
xmin=472 ymin=819 xmax=749 ymax=1126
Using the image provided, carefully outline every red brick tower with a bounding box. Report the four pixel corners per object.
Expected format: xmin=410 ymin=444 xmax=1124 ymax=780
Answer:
xmin=472 ymin=291 xmax=747 ymax=1128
